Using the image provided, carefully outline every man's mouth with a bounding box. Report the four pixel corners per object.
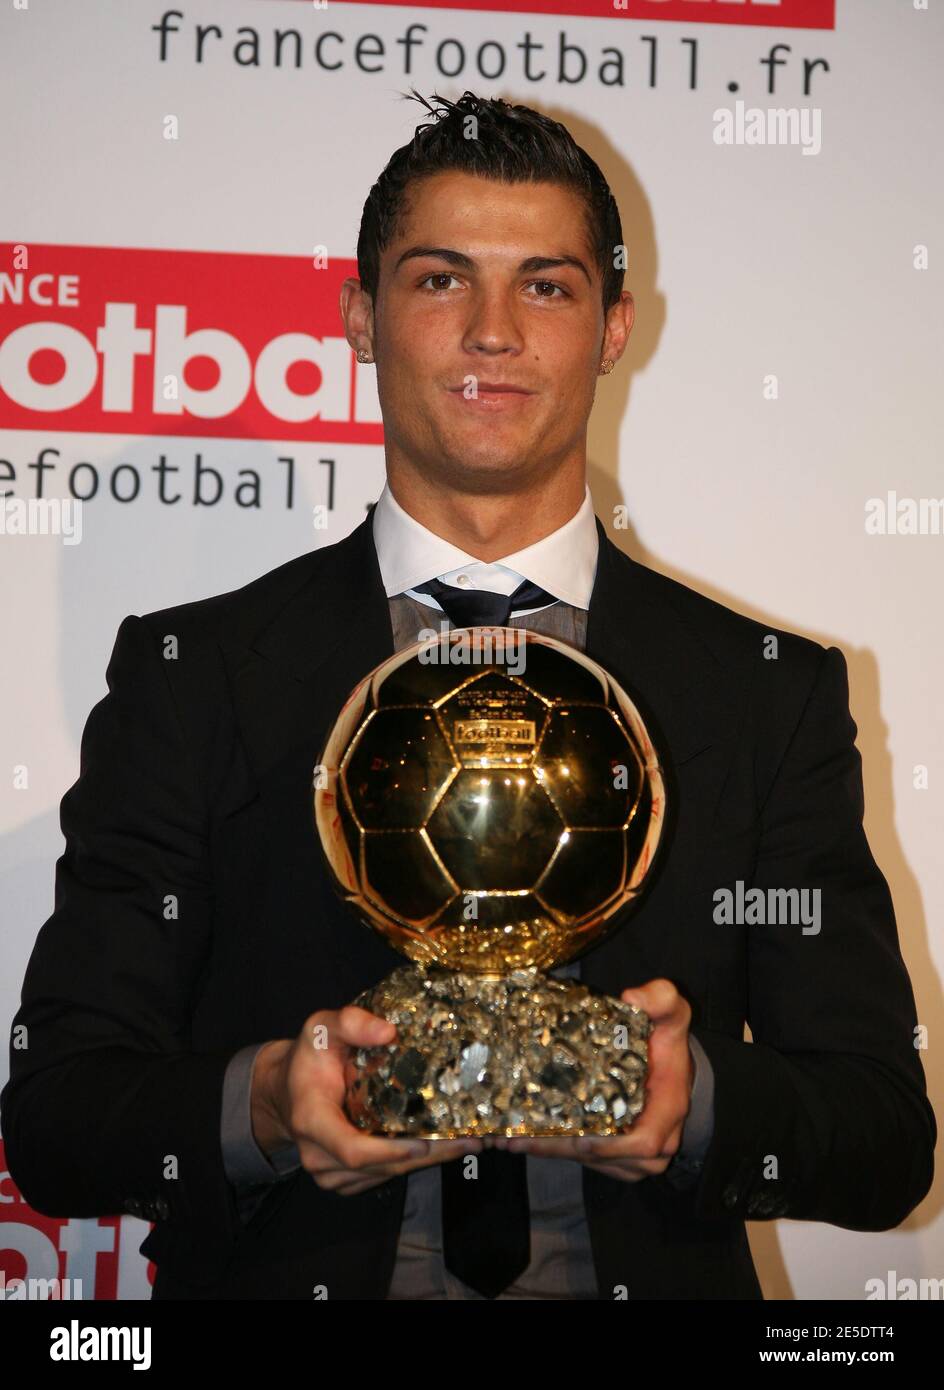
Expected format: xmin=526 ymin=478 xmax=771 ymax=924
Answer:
xmin=447 ymin=382 xmax=536 ymax=408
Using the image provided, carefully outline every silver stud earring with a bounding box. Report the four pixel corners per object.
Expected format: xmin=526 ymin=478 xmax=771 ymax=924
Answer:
xmin=356 ymin=349 xmax=373 ymax=364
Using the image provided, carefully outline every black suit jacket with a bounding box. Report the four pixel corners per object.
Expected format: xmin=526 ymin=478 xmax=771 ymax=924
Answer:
xmin=1 ymin=513 xmax=935 ymax=1300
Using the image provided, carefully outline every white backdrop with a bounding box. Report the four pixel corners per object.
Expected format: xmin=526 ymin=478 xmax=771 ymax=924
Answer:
xmin=1 ymin=0 xmax=941 ymax=1300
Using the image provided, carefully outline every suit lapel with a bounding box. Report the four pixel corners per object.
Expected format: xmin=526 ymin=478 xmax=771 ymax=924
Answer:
xmin=586 ymin=517 xmax=731 ymax=770
xmin=221 ymin=512 xmax=395 ymax=795
xmin=582 ymin=518 xmax=746 ymax=995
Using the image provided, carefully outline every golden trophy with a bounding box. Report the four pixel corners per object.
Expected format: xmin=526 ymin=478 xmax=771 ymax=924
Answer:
xmin=313 ymin=626 xmax=667 ymax=1138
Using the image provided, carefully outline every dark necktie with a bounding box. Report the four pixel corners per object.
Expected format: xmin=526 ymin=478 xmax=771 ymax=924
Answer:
xmin=412 ymin=574 xmax=557 ymax=1296
xmin=440 ymin=1148 xmax=532 ymax=1299
xmin=412 ymin=576 xmax=558 ymax=629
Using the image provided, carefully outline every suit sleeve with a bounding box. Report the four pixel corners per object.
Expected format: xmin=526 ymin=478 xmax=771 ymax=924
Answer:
xmin=655 ymin=644 xmax=936 ymax=1228
xmin=0 ymin=614 xmax=246 ymax=1271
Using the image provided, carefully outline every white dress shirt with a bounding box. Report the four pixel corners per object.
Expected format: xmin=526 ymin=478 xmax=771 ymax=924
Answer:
xmin=371 ymin=478 xmax=599 ymax=615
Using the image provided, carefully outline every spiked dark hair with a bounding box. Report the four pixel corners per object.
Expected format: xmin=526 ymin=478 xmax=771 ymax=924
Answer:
xmin=356 ymin=89 xmax=625 ymax=317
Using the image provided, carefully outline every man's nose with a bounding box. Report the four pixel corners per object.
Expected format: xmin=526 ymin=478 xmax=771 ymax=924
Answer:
xmin=460 ymin=289 xmax=526 ymax=356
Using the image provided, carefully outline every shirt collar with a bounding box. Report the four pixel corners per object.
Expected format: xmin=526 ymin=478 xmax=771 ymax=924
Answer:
xmin=371 ymin=480 xmax=598 ymax=611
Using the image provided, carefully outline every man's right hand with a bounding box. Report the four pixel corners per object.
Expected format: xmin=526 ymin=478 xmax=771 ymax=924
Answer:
xmin=250 ymin=1005 xmax=482 ymax=1196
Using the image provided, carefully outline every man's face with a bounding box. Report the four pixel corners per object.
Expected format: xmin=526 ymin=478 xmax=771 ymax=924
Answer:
xmin=358 ymin=171 xmax=628 ymax=494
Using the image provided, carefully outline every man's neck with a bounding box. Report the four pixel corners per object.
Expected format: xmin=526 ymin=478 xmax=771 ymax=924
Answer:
xmin=384 ymin=464 xmax=587 ymax=563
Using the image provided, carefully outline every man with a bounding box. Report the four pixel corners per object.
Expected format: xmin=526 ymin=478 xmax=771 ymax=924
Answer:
xmin=2 ymin=91 xmax=935 ymax=1301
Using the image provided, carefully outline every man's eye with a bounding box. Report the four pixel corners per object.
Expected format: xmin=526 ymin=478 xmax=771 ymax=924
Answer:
xmin=420 ymin=273 xmax=461 ymax=292
xmin=526 ymin=281 xmax=569 ymax=299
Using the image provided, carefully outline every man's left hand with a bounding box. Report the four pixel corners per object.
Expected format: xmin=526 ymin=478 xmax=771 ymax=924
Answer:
xmin=485 ymin=978 xmax=694 ymax=1183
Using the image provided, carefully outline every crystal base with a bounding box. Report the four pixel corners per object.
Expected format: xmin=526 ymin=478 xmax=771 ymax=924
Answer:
xmin=345 ymin=962 xmax=651 ymax=1138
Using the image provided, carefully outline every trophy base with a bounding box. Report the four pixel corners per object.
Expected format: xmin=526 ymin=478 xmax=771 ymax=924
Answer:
xmin=346 ymin=962 xmax=651 ymax=1138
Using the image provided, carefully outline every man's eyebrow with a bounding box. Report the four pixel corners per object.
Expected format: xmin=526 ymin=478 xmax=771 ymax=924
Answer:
xmin=394 ymin=246 xmax=593 ymax=286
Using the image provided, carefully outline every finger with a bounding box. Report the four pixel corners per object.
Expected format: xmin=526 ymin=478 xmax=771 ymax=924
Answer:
xmin=343 ymin=1136 xmax=482 ymax=1178
xmin=571 ymin=1115 xmax=688 ymax=1167
xmin=304 ymin=1097 xmax=433 ymax=1169
xmin=504 ymin=1133 xmax=677 ymax=1181
xmin=626 ymin=1059 xmax=689 ymax=1155
xmin=304 ymin=1119 xmax=480 ymax=1177
xmin=315 ymin=1004 xmax=398 ymax=1058
xmin=622 ymin=1022 xmax=693 ymax=1154
xmin=506 ymin=1133 xmax=659 ymax=1161
xmin=406 ymin=1137 xmax=483 ymax=1169
xmin=621 ymin=978 xmax=689 ymax=1031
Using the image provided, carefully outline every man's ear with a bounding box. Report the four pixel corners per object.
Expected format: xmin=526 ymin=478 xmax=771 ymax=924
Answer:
xmin=339 ymin=276 xmax=375 ymax=356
